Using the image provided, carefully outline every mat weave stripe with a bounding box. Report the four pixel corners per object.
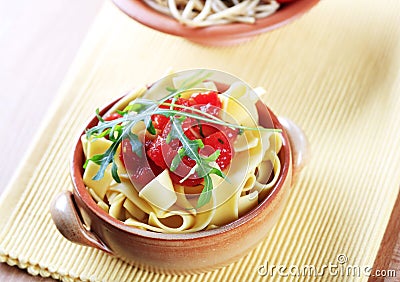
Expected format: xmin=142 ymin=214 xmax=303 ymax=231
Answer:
xmin=1 ymin=0 xmax=399 ymax=281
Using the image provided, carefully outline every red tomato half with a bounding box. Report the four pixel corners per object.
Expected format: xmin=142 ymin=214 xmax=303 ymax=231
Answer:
xmin=203 ymin=131 xmax=233 ymax=170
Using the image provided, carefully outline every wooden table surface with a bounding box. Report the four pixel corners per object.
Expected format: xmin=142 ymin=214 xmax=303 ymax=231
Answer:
xmin=0 ymin=1 xmax=398 ymax=281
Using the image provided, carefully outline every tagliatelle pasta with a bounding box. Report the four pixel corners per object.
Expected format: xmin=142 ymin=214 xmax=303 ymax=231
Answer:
xmin=144 ymin=0 xmax=280 ymax=27
xmin=82 ymin=70 xmax=283 ymax=233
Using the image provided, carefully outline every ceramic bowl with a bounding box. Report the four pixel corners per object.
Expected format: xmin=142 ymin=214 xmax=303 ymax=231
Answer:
xmin=112 ymin=0 xmax=320 ymax=46
xmin=51 ymin=85 xmax=309 ymax=274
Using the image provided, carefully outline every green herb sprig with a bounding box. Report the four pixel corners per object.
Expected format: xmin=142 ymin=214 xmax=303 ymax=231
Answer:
xmin=84 ymin=71 xmax=281 ymax=208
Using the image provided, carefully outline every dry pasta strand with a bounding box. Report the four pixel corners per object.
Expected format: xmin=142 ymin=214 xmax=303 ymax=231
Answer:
xmin=144 ymin=0 xmax=280 ymax=27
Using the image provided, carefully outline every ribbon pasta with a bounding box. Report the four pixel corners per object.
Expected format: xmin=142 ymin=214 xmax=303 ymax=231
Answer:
xmin=82 ymin=74 xmax=283 ymax=233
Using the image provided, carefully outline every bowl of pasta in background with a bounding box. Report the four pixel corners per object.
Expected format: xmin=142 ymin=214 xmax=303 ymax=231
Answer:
xmin=112 ymin=0 xmax=320 ymax=46
xmin=51 ymin=70 xmax=309 ymax=274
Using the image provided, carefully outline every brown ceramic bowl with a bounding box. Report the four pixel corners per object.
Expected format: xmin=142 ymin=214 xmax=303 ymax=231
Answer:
xmin=112 ymin=0 xmax=320 ymax=46
xmin=51 ymin=84 xmax=309 ymax=274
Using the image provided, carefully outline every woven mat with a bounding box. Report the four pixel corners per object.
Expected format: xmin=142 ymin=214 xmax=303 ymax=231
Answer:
xmin=1 ymin=0 xmax=400 ymax=281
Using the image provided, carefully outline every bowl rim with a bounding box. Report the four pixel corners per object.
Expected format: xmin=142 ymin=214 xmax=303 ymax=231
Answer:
xmin=71 ymin=91 xmax=292 ymax=241
xmin=112 ymin=0 xmax=320 ymax=39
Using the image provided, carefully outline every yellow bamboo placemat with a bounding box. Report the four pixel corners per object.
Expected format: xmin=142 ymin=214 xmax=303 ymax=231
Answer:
xmin=1 ymin=0 xmax=400 ymax=281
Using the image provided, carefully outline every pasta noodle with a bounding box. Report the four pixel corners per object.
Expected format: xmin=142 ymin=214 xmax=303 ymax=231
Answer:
xmin=144 ymin=0 xmax=280 ymax=27
xmin=83 ymin=162 xmax=113 ymax=198
xmin=139 ymin=169 xmax=178 ymax=213
xmin=82 ymin=71 xmax=283 ymax=233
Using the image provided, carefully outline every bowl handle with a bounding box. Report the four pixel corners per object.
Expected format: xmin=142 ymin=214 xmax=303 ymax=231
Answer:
xmin=278 ymin=117 xmax=310 ymax=181
xmin=50 ymin=191 xmax=112 ymax=254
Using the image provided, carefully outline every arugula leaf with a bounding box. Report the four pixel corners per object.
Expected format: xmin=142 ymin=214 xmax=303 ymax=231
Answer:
xmin=126 ymin=132 xmax=142 ymax=157
xmin=109 ymin=124 xmax=123 ymax=142
xmin=95 ymin=108 xmax=104 ymax=123
xmin=167 ymin=117 xmax=204 ymax=160
xmin=201 ymin=149 xmax=220 ymax=163
xmin=146 ymin=118 xmax=156 ymax=135
xmin=86 ymin=117 xmax=121 ymax=139
xmin=90 ymin=143 xmax=118 ymax=181
xmin=83 ymin=153 xmax=103 ymax=169
xmin=111 ymin=162 xmax=121 ymax=183
xmin=124 ymin=99 xmax=155 ymax=113
xmin=166 ymin=86 xmax=176 ymax=92
xmin=116 ymin=110 xmax=126 ymax=116
xmin=196 ymin=160 xmax=225 ymax=180
xmin=93 ymin=128 xmax=111 ymax=139
xmin=196 ymin=175 xmax=213 ymax=208
xmin=170 ymin=147 xmax=185 ymax=172
xmin=209 ymin=167 xmax=226 ymax=179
